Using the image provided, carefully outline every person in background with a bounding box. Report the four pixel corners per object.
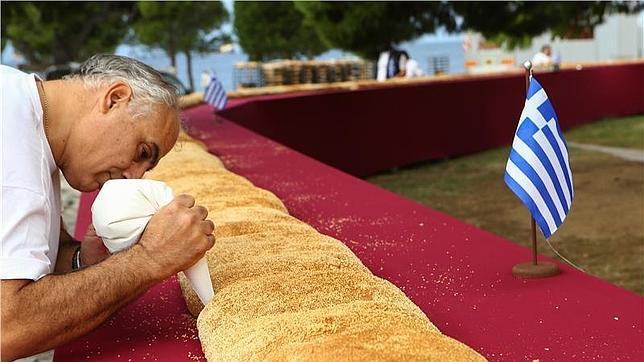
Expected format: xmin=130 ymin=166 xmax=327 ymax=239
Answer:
xmin=377 ymin=48 xmax=412 ymax=81
xmin=404 ymin=58 xmax=425 ymax=78
xmin=201 ymin=70 xmax=212 ymax=89
xmin=377 ymin=50 xmax=390 ymax=81
xmin=532 ymin=44 xmax=555 ymax=68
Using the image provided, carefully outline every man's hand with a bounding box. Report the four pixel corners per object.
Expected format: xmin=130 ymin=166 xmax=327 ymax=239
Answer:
xmin=137 ymin=194 xmax=215 ymax=279
xmin=80 ymin=224 xmax=109 ymax=267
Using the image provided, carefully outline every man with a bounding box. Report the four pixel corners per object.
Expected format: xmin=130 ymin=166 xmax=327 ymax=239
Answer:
xmin=1 ymin=55 xmax=215 ymax=360
xmin=532 ymin=44 xmax=554 ymax=67
xmin=404 ymin=58 xmax=424 ymax=79
xmin=376 ymin=48 xmax=411 ymax=81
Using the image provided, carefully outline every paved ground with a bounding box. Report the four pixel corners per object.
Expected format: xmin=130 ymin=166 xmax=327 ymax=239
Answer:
xmin=568 ymin=142 xmax=644 ymax=163
xmin=15 ymin=350 xmax=53 ymax=362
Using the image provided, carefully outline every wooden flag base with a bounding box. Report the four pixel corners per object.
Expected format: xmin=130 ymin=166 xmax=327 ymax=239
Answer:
xmin=512 ymin=262 xmax=560 ymax=279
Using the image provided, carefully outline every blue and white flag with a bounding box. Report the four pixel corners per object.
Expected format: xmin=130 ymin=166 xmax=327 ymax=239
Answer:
xmin=204 ymin=73 xmax=228 ymax=110
xmin=504 ymin=77 xmax=573 ymax=239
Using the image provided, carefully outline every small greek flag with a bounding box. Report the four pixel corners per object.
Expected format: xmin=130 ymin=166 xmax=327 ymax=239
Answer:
xmin=504 ymin=77 xmax=573 ymax=239
xmin=204 ymin=73 xmax=228 ymax=110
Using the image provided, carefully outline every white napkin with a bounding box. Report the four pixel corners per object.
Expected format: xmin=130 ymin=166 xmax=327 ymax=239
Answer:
xmin=91 ymin=179 xmax=214 ymax=305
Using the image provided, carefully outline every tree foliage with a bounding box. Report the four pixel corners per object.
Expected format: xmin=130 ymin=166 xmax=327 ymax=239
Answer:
xmin=133 ymin=1 xmax=228 ymax=90
xmin=295 ymin=2 xmax=457 ymax=59
xmin=1 ymin=8 xmax=9 ymax=52
xmin=292 ymin=1 xmax=641 ymax=58
xmin=2 ymin=2 xmax=136 ymax=67
xmin=234 ymin=1 xmax=328 ymax=61
xmin=453 ymin=1 xmax=644 ymax=49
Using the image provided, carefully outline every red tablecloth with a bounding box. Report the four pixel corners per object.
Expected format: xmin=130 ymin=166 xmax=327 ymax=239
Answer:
xmin=221 ymin=63 xmax=644 ymax=177
xmin=57 ymin=103 xmax=643 ymax=361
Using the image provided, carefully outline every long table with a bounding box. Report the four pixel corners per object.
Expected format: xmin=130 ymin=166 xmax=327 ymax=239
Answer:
xmin=221 ymin=62 xmax=644 ymax=177
xmin=55 ymin=104 xmax=643 ymax=361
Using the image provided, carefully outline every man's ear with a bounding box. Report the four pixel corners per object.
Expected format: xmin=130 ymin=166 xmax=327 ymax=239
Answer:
xmin=100 ymin=82 xmax=132 ymax=114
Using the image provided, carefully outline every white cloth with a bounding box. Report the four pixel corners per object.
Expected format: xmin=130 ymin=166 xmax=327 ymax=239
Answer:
xmin=376 ymin=51 xmax=389 ymax=82
xmin=92 ymin=179 xmax=215 ymax=304
xmin=1 ymin=65 xmax=61 ymax=281
xmin=91 ymin=179 xmax=174 ymax=253
xmin=532 ymin=51 xmax=553 ymax=66
xmin=398 ymin=54 xmax=409 ymax=73
xmin=405 ymin=59 xmax=424 ymax=78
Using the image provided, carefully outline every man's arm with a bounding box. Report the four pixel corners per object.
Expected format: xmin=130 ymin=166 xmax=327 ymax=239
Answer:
xmin=1 ymin=195 xmax=215 ymax=361
xmin=1 ymin=245 xmax=160 ymax=360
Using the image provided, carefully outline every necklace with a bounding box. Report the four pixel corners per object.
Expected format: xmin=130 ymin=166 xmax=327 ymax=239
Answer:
xmin=37 ymin=80 xmax=50 ymax=137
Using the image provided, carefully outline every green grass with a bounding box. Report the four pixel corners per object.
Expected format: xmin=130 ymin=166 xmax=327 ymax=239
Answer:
xmin=369 ymin=147 xmax=507 ymax=202
xmin=565 ymin=114 xmax=644 ymax=150
xmin=366 ymin=114 xmax=644 ymax=294
xmin=372 ymin=115 xmax=643 ymax=201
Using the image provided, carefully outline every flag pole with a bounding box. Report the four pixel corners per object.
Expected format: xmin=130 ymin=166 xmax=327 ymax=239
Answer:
xmin=512 ymin=61 xmax=561 ymax=279
xmin=531 ymin=218 xmax=537 ymax=265
xmin=525 ymin=65 xmax=538 ymax=266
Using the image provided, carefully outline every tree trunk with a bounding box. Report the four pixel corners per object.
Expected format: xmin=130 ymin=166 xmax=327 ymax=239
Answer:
xmin=169 ymin=35 xmax=177 ymax=70
xmin=185 ymin=50 xmax=194 ymax=92
xmin=164 ymin=49 xmax=177 ymax=75
xmin=169 ymin=50 xmax=177 ymax=69
xmin=52 ymin=35 xmax=73 ymax=65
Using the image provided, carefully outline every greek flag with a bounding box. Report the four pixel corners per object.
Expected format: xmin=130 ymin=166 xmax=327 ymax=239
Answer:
xmin=204 ymin=73 xmax=228 ymax=110
xmin=504 ymin=77 xmax=573 ymax=239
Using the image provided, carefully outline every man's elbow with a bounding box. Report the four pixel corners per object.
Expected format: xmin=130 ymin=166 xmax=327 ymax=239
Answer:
xmin=1 ymin=280 xmax=39 ymax=361
xmin=1 ymin=309 xmax=34 ymax=361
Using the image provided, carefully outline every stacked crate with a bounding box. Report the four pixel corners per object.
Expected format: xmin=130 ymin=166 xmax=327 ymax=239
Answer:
xmin=234 ymin=62 xmax=264 ymax=88
xmin=233 ymin=59 xmax=376 ymax=90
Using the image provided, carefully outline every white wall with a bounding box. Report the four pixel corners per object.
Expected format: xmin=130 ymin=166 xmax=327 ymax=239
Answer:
xmin=466 ymin=11 xmax=643 ymax=66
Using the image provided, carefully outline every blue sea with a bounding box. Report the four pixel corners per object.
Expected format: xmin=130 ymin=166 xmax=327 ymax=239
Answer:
xmin=2 ymin=34 xmax=464 ymax=92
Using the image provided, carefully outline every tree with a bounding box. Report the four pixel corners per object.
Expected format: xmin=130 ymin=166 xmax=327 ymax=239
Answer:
xmin=234 ymin=1 xmax=328 ymax=61
xmin=133 ymin=1 xmax=228 ymax=91
xmin=294 ymin=1 xmax=642 ymax=58
xmin=295 ymin=2 xmax=457 ymax=59
xmin=1 ymin=7 xmax=10 ymax=52
xmin=453 ymin=1 xmax=644 ymax=49
xmin=2 ymin=2 xmax=137 ymax=68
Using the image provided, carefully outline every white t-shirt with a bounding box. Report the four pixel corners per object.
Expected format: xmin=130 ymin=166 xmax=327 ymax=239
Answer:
xmin=532 ymin=51 xmax=553 ymax=66
xmin=405 ymin=59 xmax=424 ymax=78
xmin=1 ymin=65 xmax=61 ymax=281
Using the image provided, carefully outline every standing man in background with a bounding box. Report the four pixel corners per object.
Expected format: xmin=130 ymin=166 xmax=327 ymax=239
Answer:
xmin=377 ymin=48 xmax=412 ymax=81
xmin=532 ymin=44 xmax=555 ymax=67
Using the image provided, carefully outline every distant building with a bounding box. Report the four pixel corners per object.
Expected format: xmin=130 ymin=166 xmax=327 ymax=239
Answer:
xmin=398 ymin=35 xmax=465 ymax=76
xmin=464 ymin=12 xmax=643 ymax=73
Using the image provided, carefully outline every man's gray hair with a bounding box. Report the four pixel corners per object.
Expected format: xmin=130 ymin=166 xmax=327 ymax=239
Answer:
xmin=66 ymin=54 xmax=180 ymax=119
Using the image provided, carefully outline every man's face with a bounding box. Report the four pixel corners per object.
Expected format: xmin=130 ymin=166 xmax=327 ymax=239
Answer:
xmin=62 ymin=85 xmax=179 ymax=192
xmin=544 ymin=47 xmax=552 ymax=56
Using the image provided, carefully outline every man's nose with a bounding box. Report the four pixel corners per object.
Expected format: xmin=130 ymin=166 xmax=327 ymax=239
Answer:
xmin=122 ymin=162 xmax=147 ymax=179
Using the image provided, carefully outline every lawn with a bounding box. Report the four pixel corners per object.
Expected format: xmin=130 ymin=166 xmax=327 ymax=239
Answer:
xmin=565 ymin=114 xmax=644 ymax=150
xmin=367 ymin=115 xmax=644 ymax=294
